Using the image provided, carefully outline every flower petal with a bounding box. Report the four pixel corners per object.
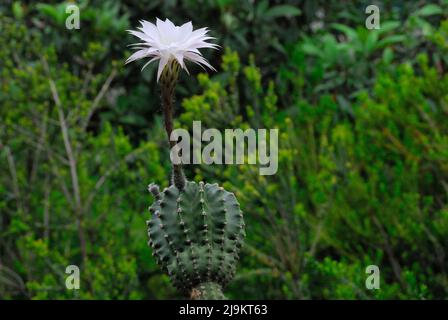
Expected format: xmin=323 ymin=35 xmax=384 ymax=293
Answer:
xmin=157 ymin=55 xmax=170 ymax=81
xmin=139 ymin=20 xmax=160 ymax=41
xmin=174 ymin=52 xmax=189 ymax=74
xmin=184 ymin=52 xmax=216 ymax=71
xmin=126 ymin=18 xmax=218 ymax=77
xmin=127 ymin=30 xmax=154 ymax=44
xmin=125 ymin=49 xmax=150 ymax=64
xmin=141 ymin=56 xmax=160 ymax=72
xmin=178 ymin=21 xmax=193 ymax=41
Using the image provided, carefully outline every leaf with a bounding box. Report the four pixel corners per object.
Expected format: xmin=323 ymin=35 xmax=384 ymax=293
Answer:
xmin=382 ymin=47 xmax=394 ymax=64
xmin=265 ymin=5 xmax=301 ymax=19
xmin=270 ymin=37 xmax=286 ymax=54
xmin=216 ymin=0 xmax=233 ymax=9
xmin=233 ymin=32 xmax=249 ymax=49
xmin=301 ymin=42 xmax=322 ymax=57
xmin=36 ymin=3 xmax=58 ymax=21
xmin=12 ymin=1 xmax=24 ymax=19
xmin=256 ymin=0 xmax=269 ymax=17
xmin=36 ymin=3 xmax=67 ymax=26
xmin=378 ymin=35 xmax=406 ymax=48
xmin=119 ymin=114 xmax=147 ymax=126
xmin=415 ymin=4 xmax=443 ymax=16
xmin=419 ymin=18 xmax=435 ymax=36
xmin=336 ymin=95 xmax=354 ymax=116
xmin=365 ymin=30 xmax=379 ymax=54
xmin=331 ymin=23 xmax=358 ymax=41
xmin=314 ymin=76 xmax=344 ymax=92
xmin=378 ymin=21 xmax=401 ymax=34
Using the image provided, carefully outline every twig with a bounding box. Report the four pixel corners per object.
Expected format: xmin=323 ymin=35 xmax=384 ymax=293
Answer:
xmin=30 ymin=109 xmax=49 ymax=183
xmin=46 ymin=151 xmax=74 ymax=209
xmin=43 ymin=174 xmax=51 ymax=242
xmin=371 ymin=214 xmax=406 ymax=289
xmin=3 ymin=145 xmax=23 ymax=213
xmin=43 ymin=57 xmax=88 ymax=265
xmin=81 ymin=69 xmax=117 ymax=132
xmin=81 ymin=63 xmax=94 ymax=97
xmin=0 ymin=265 xmax=28 ymax=298
xmin=83 ymin=144 xmax=152 ymax=214
xmin=10 ymin=124 xmax=69 ymax=166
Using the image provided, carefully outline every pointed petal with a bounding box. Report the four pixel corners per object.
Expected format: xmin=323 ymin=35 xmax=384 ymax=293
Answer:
xmin=141 ymin=56 xmax=160 ymax=72
xmin=184 ymin=52 xmax=216 ymax=71
xmin=157 ymin=56 xmax=170 ymax=81
xmin=125 ymin=49 xmax=150 ymax=64
xmin=128 ymin=42 xmax=153 ymax=47
xmin=126 ymin=19 xmax=219 ymax=77
xmin=178 ymin=21 xmax=193 ymax=41
xmin=127 ymin=30 xmax=154 ymax=43
xmin=173 ymin=53 xmax=186 ymax=70
xmin=157 ymin=18 xmax=172 ymax=38
xmin=165 ymin=18 xmax=176 ymax=31
xmin=156 ymin=17 xmax=164 ymax=29
xmin=139 ymin=20 xmax=160 ymax=41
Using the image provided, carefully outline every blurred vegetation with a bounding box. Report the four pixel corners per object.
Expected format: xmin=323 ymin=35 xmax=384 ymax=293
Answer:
xmin=0 ymin=0 xmax=447 ymax=299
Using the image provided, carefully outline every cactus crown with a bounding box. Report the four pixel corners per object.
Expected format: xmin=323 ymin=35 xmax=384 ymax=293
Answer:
xmin=147 ymin=181 xmax=245 ymax=296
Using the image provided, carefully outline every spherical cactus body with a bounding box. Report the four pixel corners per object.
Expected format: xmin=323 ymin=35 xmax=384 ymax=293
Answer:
xmin=147 ymin=181 xmax=245 ymax=299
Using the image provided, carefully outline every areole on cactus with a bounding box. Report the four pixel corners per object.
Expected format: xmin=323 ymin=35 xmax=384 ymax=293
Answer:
xmin=126 ymin=18 xmax=245 ymax=299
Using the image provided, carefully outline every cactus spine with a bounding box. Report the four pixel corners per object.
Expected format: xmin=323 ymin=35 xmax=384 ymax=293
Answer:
xmin=147 ymin=181 xmax=245 ymax=299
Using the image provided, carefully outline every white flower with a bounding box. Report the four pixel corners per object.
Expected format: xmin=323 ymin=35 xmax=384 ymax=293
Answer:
xmin=126 ymin=18 xmax=218 ymax=81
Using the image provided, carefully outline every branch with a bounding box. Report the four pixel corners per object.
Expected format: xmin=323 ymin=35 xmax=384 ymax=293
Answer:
xmin=83 ymin=144 xmax=152 ymax=214
xmin=10 ymin=123 xmax=69 ymax=166
xmin=43 ymin=57 xmax=88 ymax=265
xmin=2 ymin=144 xmax=23 ymax=213
xmin=81 ymin=69 xmax=117 ymax=132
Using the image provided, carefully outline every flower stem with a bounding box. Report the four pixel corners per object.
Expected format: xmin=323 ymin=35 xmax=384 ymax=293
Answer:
xmin=160 ymin=60 xmax=186 ymax=190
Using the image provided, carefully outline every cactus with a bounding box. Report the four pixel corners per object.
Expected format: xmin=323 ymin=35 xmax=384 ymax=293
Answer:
xmin=147 ymin=181 xmax=245 ymax=299
xmin=125 ymin=22 xmax=245 ymax=299
xmin=143 ymin=60 xmax=247 ymax=298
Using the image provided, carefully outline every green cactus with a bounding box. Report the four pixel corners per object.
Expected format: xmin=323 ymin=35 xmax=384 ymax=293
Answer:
xmin=147 ymin=181 xmax=245 ymax=299
xmin=131 ymin=38 xmax=246 ymax=299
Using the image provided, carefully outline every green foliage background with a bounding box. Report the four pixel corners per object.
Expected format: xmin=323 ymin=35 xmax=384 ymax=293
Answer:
xmin=0 ymin=0 xmax=447 ymax=299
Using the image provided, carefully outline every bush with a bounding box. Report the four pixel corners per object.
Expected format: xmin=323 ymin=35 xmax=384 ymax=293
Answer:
xmin=0 ymin=1 xmax=447 ymax=299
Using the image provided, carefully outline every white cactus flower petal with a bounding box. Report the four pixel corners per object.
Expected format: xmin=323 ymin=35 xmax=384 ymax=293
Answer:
xmin=126 ymin=18 xmax=218 ymax=81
